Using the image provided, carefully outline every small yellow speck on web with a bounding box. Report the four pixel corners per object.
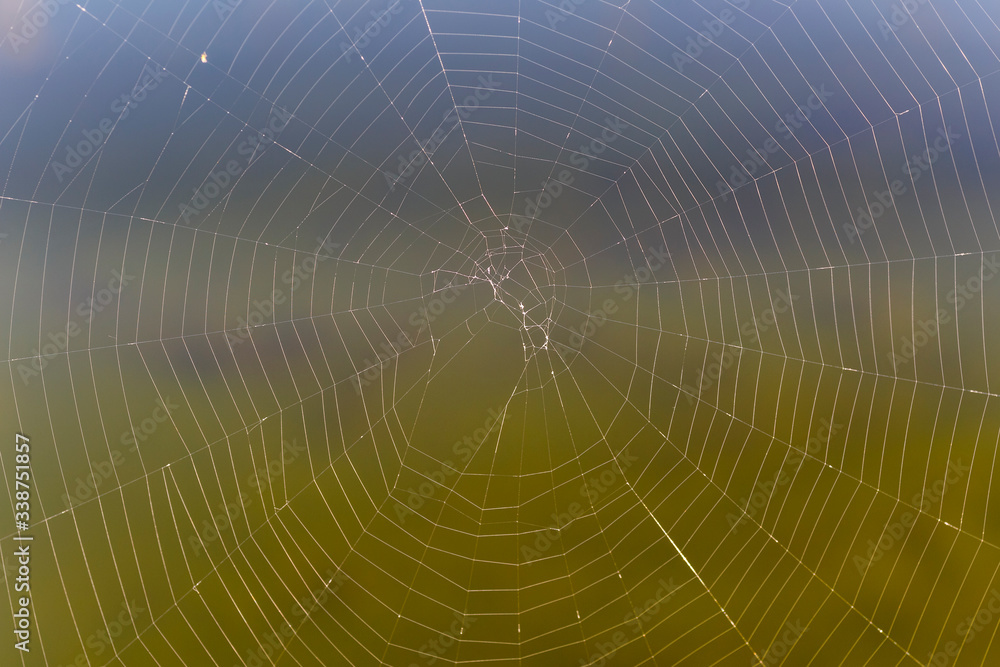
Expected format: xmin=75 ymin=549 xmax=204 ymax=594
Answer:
xmin=201 ymin=52 xmax=208 ymax=63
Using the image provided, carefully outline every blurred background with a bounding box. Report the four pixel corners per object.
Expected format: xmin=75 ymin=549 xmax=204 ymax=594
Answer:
xmin=2 ymin=0 xmax=1000 ymax=665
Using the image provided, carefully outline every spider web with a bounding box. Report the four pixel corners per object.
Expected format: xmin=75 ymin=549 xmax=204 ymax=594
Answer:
xmin=2 ymin=0 xmax=1000 ymax=665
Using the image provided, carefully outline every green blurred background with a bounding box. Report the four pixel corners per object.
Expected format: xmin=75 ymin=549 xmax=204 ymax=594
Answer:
xmin=2 ymin=0 xmax=1000 ymax=665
